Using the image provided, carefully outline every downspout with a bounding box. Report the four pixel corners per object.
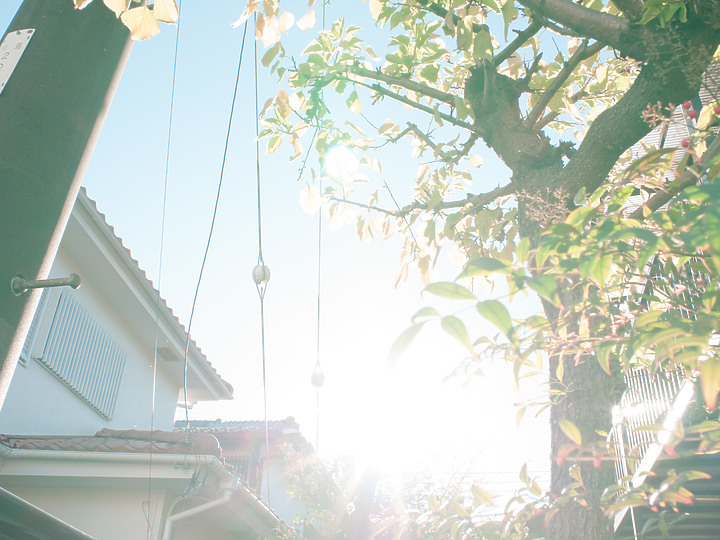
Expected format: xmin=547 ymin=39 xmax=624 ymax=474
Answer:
xmin=162 ymin=490 xmax=234 ymax=540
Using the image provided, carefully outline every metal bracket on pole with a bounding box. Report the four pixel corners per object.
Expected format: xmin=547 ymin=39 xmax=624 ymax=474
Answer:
xmin=11 ymin=273 xmax=81 ymax=296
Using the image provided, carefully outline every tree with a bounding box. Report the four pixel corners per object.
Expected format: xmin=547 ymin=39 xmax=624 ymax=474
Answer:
xmin=244 ymin=1 xmax=720 ymax=538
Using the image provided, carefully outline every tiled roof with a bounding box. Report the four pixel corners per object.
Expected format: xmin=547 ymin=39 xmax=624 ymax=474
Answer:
xmin=177 ymin=416 xmax=300 ymax=433
xmin=175 ymin=417 xmax=313 ymax=460
xmin=78 ymin=187 xmax=233 ymax=396
xmin=0 ymin=428 xmax=222 ymax=459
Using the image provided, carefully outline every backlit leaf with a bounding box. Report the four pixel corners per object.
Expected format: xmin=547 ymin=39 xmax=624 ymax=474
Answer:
xmin=103 ymin=0 xmax=129 ymax=17
xmin=460 ymin=257 xmax=509 ymax=278
xmin=476 ymin=299 xmax=512 ymax=337
xmin=441 ymin=315 xmax=474 ymax=352
xmin=701 ymin=356 xmax=720 ymax=410
xmin=120 ymin=6 xmax=160 ymax=40
xmin=232 ymin=0 xmax=260 ymax=27
xmin=389 ymin=323 xmax=424 ymax=364
xmin=424 ymin=281 xmax=476 ymax=300
xmin=153 ymin=0 xmax=178 ymax=24
xmin=526 ymin=275 xmax=560 ymax=307
xmin=296 ymin=10 xmax=317 ymax=31
xmin=559 ymin=419 xmax=582 ymax=445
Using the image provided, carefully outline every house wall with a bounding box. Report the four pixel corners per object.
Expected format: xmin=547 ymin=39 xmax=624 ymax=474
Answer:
xmin=0 ymin=230 xmax=180 ymax=436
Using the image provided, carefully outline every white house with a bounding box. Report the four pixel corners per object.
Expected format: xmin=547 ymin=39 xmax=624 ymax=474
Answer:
xmin=0 ymin=189 xmax=285 ymax=539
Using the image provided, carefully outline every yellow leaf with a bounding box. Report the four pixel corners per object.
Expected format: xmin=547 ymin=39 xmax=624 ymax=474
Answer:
xmin=232 ymin=0 xmax=261 ymax=28
xmin=277 ymin=11 xmax=295 ymax=32
xmin=256 ymin=14 xmax=281 ymax=47
xmin=290 ymin=137 xmax=302 ymax=161
xmin=153 ymin=0 xmax=178 ymax=24
xmin=469 ymin=155 xmax=483 ymax=167
xmin=299 ymin=184 xmax=322 ymax=214
xmin=697 ymin=100 xmax=720 ymax=131
xmin=296 ymin=10 xmax=317 ymax=31
xmin=263 ymin=0 xmax=279 ymax=17
xmin=368 ymin=0 xmax=382 ymax=21
xmin=103 ymin=0 xmax=129 ymax=17
xmin=73 ymin=0 xmax=94 ymax=9
xmin=120 ymin=6 xmax=160 ymax=41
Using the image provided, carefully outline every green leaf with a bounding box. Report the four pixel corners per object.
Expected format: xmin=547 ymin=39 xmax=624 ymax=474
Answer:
xmin=501 ymin=0 xmax=515 ymax=40
xmin=441 ymin=315 xmax=474 ymax=352
xmin=473 ymin=29 xmax=493 ymax=61
xmin=261 ymin=42 xmax=282 ymax=67
xmin=460 ymin=257 xmax=509 ymax=278
xmin=420 ymin=64 xmax=439 ymax=83
xmin=516 ymin=237 xmax=530 ymax=265
xmin=411 ymin=306 xmax=440 ymax=322
xmin=424 ymin=281 xmax=476 ymax=300
xmin=701 ymin=356 xmax=720 ymax=410
xmin=526 ymin=275 xmax=560 ymax=307
xmin=388 ymin=323 xmax=424 ymax=364
xmin=559 ymin=419 xmax=583 ymax=445
xmin=476 ymin=299 xmax=513 ymax=337
xmin=596 ymin=343 xmax=613 ymax=375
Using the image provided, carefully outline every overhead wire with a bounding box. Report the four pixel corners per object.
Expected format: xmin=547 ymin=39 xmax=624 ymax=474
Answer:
xmin=309 ymin=0 xmax=329 ymax=456
xmin=252 ymin=12 xmax=272 ymax=506
xmin=175 ymin=18 xmax=248 ymax=454
xmin=146 ymin=1 xmax=184 ymax=537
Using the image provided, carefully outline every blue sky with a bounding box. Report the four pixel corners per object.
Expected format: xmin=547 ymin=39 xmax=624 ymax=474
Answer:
xmin=1 ymin=0 xmax=548 ymax=491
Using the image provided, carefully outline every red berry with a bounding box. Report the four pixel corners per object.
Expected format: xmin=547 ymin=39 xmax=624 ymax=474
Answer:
xmin=593 ymin=456 xmax=601 ymax=469
xmin=688 ymin=109 xmax=698 ymax=120
xmin=681 ymin=138 xmax=691 ymax=148
xmin=714 ymin=105 xmax=720 ymax=115
xmin=682 ymin=101 xmax=692 ymax=110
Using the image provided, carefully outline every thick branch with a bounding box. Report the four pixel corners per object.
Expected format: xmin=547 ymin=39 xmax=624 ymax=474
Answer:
xmin=559 ymin=36 xmax=719 ymax=198
xmin=517 ymin=0 xmax=629 ymax=49
xmin=525 ymin=40 xmax=605 ymax=128
xmin=350 ymin=65 xmax=456 ymax=105
xmin=628 ymin=136 xmax=720 ymax=221
xmin=611 ymin=0 xmax=644 ymax=22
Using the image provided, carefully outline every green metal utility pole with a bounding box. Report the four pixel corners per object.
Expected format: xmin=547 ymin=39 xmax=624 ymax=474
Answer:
xmin=0 ymin=0 xmax=131 ymax=407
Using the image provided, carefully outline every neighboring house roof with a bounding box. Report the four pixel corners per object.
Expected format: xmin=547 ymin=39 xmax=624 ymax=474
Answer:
xmin=176 ymin=417 xmax=312 ymax=460
xmin=74 ymin=188 xmax=233 ymax=403
xmin=0 ymin=428 xmax=283 ymax=539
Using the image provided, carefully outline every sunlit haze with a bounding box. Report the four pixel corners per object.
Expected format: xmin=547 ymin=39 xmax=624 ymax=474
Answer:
xmin=0 ymin=0 xmax=549 ymax=499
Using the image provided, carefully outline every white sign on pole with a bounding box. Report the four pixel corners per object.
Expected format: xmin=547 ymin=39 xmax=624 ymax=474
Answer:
xmin=0 ymin=29 xmax=35 ymax=96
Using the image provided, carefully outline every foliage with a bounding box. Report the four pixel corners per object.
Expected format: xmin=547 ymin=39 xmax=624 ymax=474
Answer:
xmin=72 ymin=0 xmax=178 ymax=40
xmin=242 ymin=0 xmax=720 ymax=537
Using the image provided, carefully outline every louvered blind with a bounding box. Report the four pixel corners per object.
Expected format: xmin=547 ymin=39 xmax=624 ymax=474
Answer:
xmin=37 ymin=291 xmax=126 ymax=419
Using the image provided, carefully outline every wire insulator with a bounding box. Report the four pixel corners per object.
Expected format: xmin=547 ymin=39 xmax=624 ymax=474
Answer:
xmin=252 ymin=264 xmax=271 ymax=285
xmin=311 ymin=363 xmax=325 ymax=387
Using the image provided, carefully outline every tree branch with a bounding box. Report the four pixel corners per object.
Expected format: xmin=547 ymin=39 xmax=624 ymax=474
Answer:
xmin=329 ymin=196 xmax=400 ymax=217
xmin=494 ymin=19 xmax=543 ymax=67
xmin=525 ymin=40 xmax=605 ymax=128
xmin=534 ymin=89 xmax=587 ymax=130
xmin=517 ymin=0 xmax=629 ymax=49
xmin=407 ymin=122 xmax=452 ymax=160
xmin=628 ymin=136 xmax=720 ymax=221
xmin=354 ymin=80 xmax=482 ymax=135
xmin=349 ymin=64 xmax=456 ymax=105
